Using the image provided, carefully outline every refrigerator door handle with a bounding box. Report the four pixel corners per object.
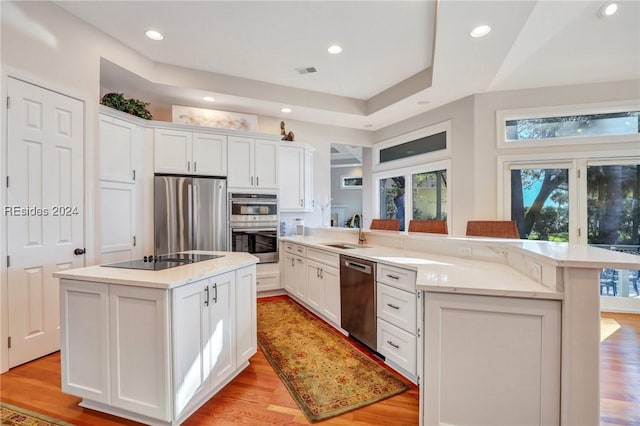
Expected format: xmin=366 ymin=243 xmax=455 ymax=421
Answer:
xmin=188 ymin=182 xmax=194 ymax=250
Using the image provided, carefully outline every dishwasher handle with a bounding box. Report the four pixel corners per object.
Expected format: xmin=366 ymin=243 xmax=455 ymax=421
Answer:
xmin=343 ymin=259 xmax=372 ymax=275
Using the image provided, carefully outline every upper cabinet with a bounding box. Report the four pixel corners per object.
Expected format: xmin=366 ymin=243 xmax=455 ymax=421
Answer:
xmin=154 ymin=128 xmax=227 ymax=176
xmin=100 ymin=114 xmax=142 ymax=183
xmin=227 ymin=136 xmax=278 ymax=190
xmin=279 ymin=144 xmax=314 ymax=212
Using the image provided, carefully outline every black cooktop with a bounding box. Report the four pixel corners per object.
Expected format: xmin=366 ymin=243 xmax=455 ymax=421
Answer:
xmin=103 ymin=253 xmax=225 ymax=271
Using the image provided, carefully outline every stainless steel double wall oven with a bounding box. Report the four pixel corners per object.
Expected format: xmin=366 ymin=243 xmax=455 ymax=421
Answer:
xmin=228 ymin=193 xmax=279 ymax=263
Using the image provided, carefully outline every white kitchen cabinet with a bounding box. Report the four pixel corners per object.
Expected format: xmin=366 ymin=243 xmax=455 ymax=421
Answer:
xmin=109 ymin=284 xmax=171 ymax=421
xmin=282 ymin=251 xmax=307 ymax=299
xmin=423 ymin=292 xmax=561 ymax=426
xmin=100 ymin=181 xmax=137 ymax=262
xmin=305 ymin=260 xmax=324 ymax=311
xmin=236 ymin=265 xmax=257 ymax=363
xmin=60 ymin=280 xmax=110 ymax=404
xmin=59 ymin=261 xmax=257 ymax=425
xmin=99 ymin=110 xmax=148 ymax=264
xmin=376 ymin=263 xmax=420 ymax=382
xmin=99 ymin=113 xmax=141 ymax=183
xmin=227 ymin=136 xmax=278 ymax=189
xmin=256 ymin=262 xmax=281 ymax=292
xmin=279 ymin=144 xmax=314 ymax=212
xmin=172 ymin=271 xmax=235 ymax=419
xmin=154 ymin=128 xmax=227 ymax=176
xmin=283 ymin=244 xmax=341 ymax=328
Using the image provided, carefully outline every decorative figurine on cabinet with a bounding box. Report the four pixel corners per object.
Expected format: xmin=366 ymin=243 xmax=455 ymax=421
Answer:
xmin=280 ymin=121 xmax=295 ymax=141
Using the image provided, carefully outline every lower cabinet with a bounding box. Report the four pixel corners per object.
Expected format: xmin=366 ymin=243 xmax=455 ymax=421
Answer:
xmin=59 ymin=264 xmax=257 ymax=424
xmin=282 ymin=243 xmax=341 ymax=328
xmin=376 ymin=263 xmax=420 ymax=382
xmin=172 ymin=272 xmax=235 ymax=419
xmin=423 ymin=292 xmax=561 ymax=426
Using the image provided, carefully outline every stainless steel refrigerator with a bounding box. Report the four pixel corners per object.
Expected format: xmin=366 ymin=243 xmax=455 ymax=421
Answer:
xmin=154 ymin=175 xmax=227 ymax=255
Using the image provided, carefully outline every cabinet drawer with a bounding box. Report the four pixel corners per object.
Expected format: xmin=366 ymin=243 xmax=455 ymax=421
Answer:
xmin=256 ymin=273 xmax=280 ymax=292
xmin=377 ymin=283 xmax=416 ymax=334
xmin=377 ymin=319 xmax=417 ymax=376
xmin=284 ymin=242 xmax=306 ymax=257
xmin=377 ymin=264 xmax=416 ymax=292
xmin=306 ymin=247 xmax=339 ymax=268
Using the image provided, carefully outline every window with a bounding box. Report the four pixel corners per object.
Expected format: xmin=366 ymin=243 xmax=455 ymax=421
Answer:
xmin=497 ymin=104 xmax=640 ymax=148
xmin=374 ymin=161 xmax=450 ymax=232
xmin=413 ymin=170 xmax=447 ymax=221
xmin=505 ymin=111 xmax=639 ymax=142
xmin=340 ymin=176 xmax=362 ymax=189
xmin=510 ymin=167 xmax=570 ymax=241
xmin=374 ymin=121 xmax=451 ymax=170
xmin=501 ymin=156 xmax=640 ymax=311
xmin=379 ymin=131 xmax=446 ymax=163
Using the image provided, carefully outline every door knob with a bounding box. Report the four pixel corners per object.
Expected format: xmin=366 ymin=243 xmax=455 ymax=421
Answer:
xmin=74 ymin=248 xmax=86 ymax=255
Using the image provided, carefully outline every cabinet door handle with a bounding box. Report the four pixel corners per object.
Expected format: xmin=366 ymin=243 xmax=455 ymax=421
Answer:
xmin=320 ymin=268 xmax=323 ymax=279
xmin=387 ymin=340 xmax=400 ymax=349
xmin=187 ymin=161 xmax=191 ymax=171
xmin=387 ymin=274 xmax=400 ymax=280
xmin=213 ymin=283 xmax=218 ymax=304
xmin=204 ymin=286 xmax=209 ymax=307
xmin=194 ymin=161 xmax=197 ymax=172
xmin=291 ymin=258 xmax=295 ymax=267
xmin=251 ymin=176 xmax=254 ymax=186
xmin=386 ymin=303 xmax=400 ymax=310
xmin=300 ymin=199 xmax=303 ymax=207
xmin=256 ymin=176 xmax=259 ymax=186
xmin=132 ymin=169 xmax=136 ymax=181
xmin=316 ymin=267 xmax=320 ymax=278
xmin=132 ymin=236 xmax=136 ymax=247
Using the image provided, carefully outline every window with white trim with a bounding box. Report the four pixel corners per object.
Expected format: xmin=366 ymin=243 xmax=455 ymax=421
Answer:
xmin=374 ymin=160 xmax=450 ymax=232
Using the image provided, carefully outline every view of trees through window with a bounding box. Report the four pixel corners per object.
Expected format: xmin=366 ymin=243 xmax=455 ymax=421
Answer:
xmin=511 ymin=168 xmax=569 ymax=241
xmin=587 ymin=165 xmax=640 ymax=247
xmin=505 ymin=111 xmax=639 ymax=141
xmin=379 ymin=170 xmax=447 ymax=232
xmin=379 ymin=176 xmax=405 ymax=230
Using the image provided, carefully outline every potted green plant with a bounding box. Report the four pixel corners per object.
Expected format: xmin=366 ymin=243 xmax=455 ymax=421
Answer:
xmin=100 ymin=93 xmax=152 ymax=120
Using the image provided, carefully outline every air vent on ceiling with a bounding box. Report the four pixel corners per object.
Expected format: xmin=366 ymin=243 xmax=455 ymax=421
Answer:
xmin=296 ymin=66 xmax=317 ymax=74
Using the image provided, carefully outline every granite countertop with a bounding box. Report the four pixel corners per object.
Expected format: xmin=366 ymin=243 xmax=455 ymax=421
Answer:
xmin=53 ymin=252 xmax=259 ymax=289
xmin=282 ymin=235 xmax=562 ymax=300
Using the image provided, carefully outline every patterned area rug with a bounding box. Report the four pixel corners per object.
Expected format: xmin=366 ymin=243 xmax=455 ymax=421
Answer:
xmin=257 ymin=298 xmax=409 ymax=422
xmin=0 ymin=402 xmax=74 ymax=426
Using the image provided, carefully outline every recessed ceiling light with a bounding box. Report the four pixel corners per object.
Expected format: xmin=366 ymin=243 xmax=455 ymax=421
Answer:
xmin=145 ymin=30 xmax=164 ymax=41
xmin=202 ymin=96 xmax=215 ymax=102
xmin=281 ymin=107 xmax=292 ymax=113
xmin=600 ymin=1 xmax=619 ymax=16
xmin=470 ymin=25 xmax=491 ymax=38
xmin=328 ymin=45 xmax=343 ymax=54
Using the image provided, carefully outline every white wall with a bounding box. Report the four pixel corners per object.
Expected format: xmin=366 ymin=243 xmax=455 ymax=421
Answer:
xmin=330 ymin=166 xmax=363 ymax=227
xmin=373 ymin=96 xmax=475 ymax=235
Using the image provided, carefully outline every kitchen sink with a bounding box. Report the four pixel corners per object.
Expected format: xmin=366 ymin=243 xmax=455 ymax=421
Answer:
xmin=322 ymin=242 xmax=371 ymax=249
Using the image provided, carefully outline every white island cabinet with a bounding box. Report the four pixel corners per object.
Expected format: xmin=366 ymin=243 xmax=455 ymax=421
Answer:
xmin=56 ymin=253 xmax=258 ymax=425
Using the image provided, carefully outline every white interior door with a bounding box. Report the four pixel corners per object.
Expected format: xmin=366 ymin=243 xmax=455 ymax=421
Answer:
xmin=6 ymin=77 xmax=84 ymax=368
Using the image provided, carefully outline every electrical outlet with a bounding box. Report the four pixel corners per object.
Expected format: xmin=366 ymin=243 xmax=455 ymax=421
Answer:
xmin=458 ymin=247 xmax=472 ymax=257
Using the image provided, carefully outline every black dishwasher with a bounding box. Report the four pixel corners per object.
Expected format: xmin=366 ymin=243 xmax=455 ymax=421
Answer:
xmin=340 ymin=255 xmax=377 ymax=351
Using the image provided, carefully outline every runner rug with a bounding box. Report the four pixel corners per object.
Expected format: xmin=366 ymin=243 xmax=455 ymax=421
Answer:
xmin=0 ymin=402 xmax=74 ymax=426
xmin=257 ymin=298 xmax=409 ymax=422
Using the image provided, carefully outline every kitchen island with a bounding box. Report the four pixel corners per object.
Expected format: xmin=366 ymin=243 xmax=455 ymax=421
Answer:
xmin=53 ymin=252 xmax=258 ymax=426
xmin=280 ymin=228 xmax=640 ymax=426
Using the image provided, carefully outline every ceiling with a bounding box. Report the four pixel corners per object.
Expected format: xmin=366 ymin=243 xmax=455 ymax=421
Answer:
xmin=56 ymin=0 xmax=640 ymax=131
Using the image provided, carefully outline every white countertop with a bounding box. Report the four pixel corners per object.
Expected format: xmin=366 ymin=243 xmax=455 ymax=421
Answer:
xmin=53 ymin=252 xmax=259 ymax=290
xmin=282 ymin=236 xmax=563 ymax=300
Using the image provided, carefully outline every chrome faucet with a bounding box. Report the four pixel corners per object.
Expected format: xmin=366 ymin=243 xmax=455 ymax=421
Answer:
xmin=354 ymin=214 xmax=366 ymax=245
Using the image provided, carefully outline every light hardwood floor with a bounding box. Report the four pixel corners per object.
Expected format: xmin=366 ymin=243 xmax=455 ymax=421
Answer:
xmin=1 ymin=312 xmax=638 ymax=425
